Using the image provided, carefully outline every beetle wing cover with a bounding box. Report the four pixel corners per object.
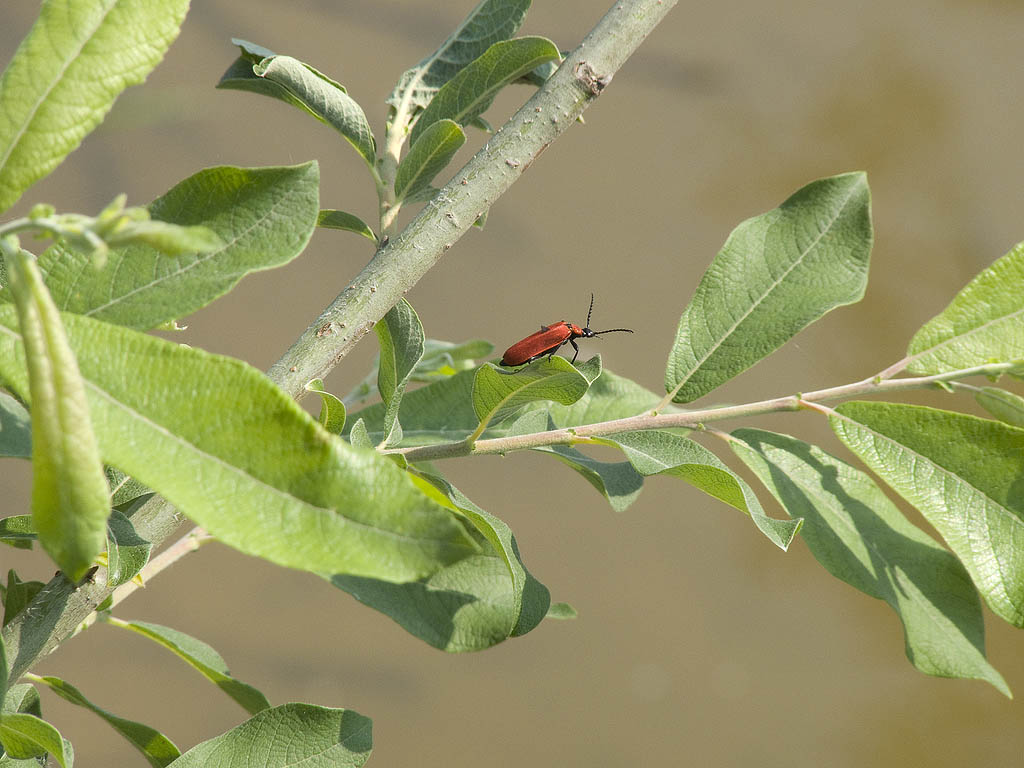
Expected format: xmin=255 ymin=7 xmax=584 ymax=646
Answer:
xmin=500 ymin=321 xmax=571 ymax=366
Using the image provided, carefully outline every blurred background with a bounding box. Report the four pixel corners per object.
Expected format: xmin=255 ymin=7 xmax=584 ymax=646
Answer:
xmin=3 ymin=0 xmax=1024 ymax=765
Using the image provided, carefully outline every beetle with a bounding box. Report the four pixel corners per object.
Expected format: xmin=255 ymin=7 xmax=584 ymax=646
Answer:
xmin=500 ymin=294 xmax=633 ymax=367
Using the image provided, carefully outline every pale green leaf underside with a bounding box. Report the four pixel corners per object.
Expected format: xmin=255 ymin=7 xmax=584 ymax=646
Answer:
xmin=395 ymin=119 xmax=466 ymax=200
xmin=169 ymin=703 xmax=372 ymax=768
xmin=472 ymin=355 xmax=600 ymax=431
xmin=0 ymin=712 xmax=70 ymax=766
xmin=975 ymin=386 xmax=1024 ymax=427
xmin=105 ymin=510 xmax=151 ymax=588
xmin=305 ymin=378 xmax=347 ymax=435
xmin=115 ymin=619 xmax=269 ymax=715
xmin=534 ymin=445 xmax=644 ymax=513
xmin=665 ymin=172 xmax=872 ymax=403
xmin=0 ymin=307 xmax=479 ymax=583
xmin=29 ymin=163 xmax=320 ymax=331
xmin=410 ymin=36 xmax=561 ymax=145
xmin=832 ymin=401 xmax=1024 ymax=627
xmin=601 ymin=430 xmax=802 ymax=550
xmin=731 ymin=428 xmax=1008 ymax=696
xmin=317 ymin=209 xmax=377 ymax=242
xmin=7 ymin=249 xmax=108 ymax=581
xmin=906 ymin=241 xmax=1024 ymax=375
xmin=387 ymin=0 xmax=532 ymax=110
xmin=252 ymin=55 xmax=376 ymax=167
xmin=375 ymin=299 xmax=426 ymax=448
xmin=33 ymin=674 xmax=181 ymax=766
xmin=0 ymin=0 xmax=190 ymax=213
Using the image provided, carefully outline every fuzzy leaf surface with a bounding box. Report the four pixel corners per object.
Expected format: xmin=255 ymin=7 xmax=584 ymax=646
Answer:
xmin=0 ymin=392 xmax=31 ymax=458
xmin=395 ymin=119 xmax=466 ymax=201
xmin=732 ymin=428 xmax=1009 ymax=695
xmin=168 ymin=703 xmax=371 ymax=768
xmin=832 ymin=401 xmax=1024 ymax=627
xmin=27 ymin=164 xmax=319 ymax=330
xmin=409 ymin=36 xmax=560 ymax=145
xmin=0 ymin=0 xmax=190 ymax=212
xmin=387 ymin=0 xmax=531 ymax=110
xmin=665 ymin=172 xmax=872 ymax=403
xmin=0 ymin=308 xmax=480 ymax=583
xmin=906 ymin=242 xmax=1024 ymax=375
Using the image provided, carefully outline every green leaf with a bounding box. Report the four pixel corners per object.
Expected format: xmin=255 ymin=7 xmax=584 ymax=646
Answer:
xmin=665 ymin=172 xmax=872 ymax=403
xmin=102 ymin=220 xmax=223 ymax=257
xmin=0 ymin=392 xmax=31 ymax=458
xmin=31 ymin=675 xmax=180 ymax=767
xmin=110 ymin=619 xmax=269 ymax=716
xmin=0 ymin=517 xmax=36 ymax=551
xmin=409 ymin=37 xmax=561 ymax=145
xmin=906 ymin=242 xmax=1024 ymax=375
xmin=546 ymin=602 xmax=577 ymax=619
xmin=317 ymin=210 xmax=377 ymax=243
xmin=415 ymin=339 xmax=493 ymax=382
xmin=170 ymin=703 xmax=371 ymax=767
xmin=601 ymin=430 xmax=802 ymax=550
xmin=5 ymin=250 xmax=108 ymax=581
xmin=167 ymin=708 xmax=372 ymax=768
xmin=339 ymin=471 xmax=552 ymax=648
xmin=3 ymin=571 xmax=44 ymax=627
xmin=975 ymin=386 xmax=1024 ymax=427
xmin=106 ymin=467 xmax=150 ymax=509
xmin=3 ymin=684 xmax=41 ymax=717
xmin=348 ymin=418 xmax=371 ymax=449
xmin=0 ymin=628 xmax=6 ymax=700
xmin=0 ymin=713 xmax=71 ymax=766
xmin=304 ymin=379 xmax=346 ymax=435
xmin=533 ymin=445 xmax=644 ymax=513
xmin=105 ymin=511 xmax=151 ymax=588
xmin=221 ymin=47 xmax=376 ymax=169
xmin=395 ymin=119 xmax=466 ymax=201
xmin=0 ymin=308 xmax=480 ymax=583
xmin=0 ymin=0 xmax=190 ymax=213
xmin=731 ymin=428 xmax=1009 ymax=696
xmin=30 ymin=164 xmax=320 ymax=331
xmin=832 ymin=401 xmax=1024 ymax=627
xmin=375 ymin=299 xmax=425 ymax=448
xmin=387 ymin=0 xmax=532 ymax=111
xmin=472 ymin=355 xmax=601 ymax=433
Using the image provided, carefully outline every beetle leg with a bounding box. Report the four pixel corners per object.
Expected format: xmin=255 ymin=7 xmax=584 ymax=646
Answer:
xmin=569 ymin=338 xmax=580 ymax=363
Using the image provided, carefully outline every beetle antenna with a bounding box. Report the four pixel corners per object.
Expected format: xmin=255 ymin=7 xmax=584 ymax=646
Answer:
xmin=592 ymin=327 xmax=634 ymax=337
xmin=586 ymin=293 xmax=595 ymax=328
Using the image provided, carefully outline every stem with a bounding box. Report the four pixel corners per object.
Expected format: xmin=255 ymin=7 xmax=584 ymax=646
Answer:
xmin=391 ymin=361 xmax=1017 ymax=463
xmin=1 ymin=0 xmax=680 ymax=684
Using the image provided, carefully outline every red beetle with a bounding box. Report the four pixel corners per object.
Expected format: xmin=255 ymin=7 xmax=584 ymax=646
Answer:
xmin=500 ymin=294 xmax=633 ymax=367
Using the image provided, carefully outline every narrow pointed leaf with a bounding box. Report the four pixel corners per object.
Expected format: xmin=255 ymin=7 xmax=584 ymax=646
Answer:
xmin=6 ymin=250 xmax=108 ymax=581
xmin=32 ymin=675 xmax=180 ymax=767
xmin=246 ymin=54 xmax=375 ymax=168
xmin=317 ymin=210 xmax=377 ymax=242
xmin=601 ymin=430 xmax=802 ymax=550
xmin=348 ymin=418 xmax=371 ymax=449
xmin=665 ymin=172 xmax=872 ymax=403
xmin=409 ymin=37 xmax=561 ymax=145
xmin=304 ymin=379 xmax=346 ymax=435
xmin=0 ymin=392 xmax=31 ymax=458
xmin=832 ymin=401 xmax=1024 ymax=627
xmin=0 ymin=713 xmax=70 ymax=766
xmin=105 ymin=510 xmax=151 ymax=588
xmin=168 ymin=703 xmax=371 ymax=768
xmin=111 ymin=619 xmax=269 ymax=715
xmin=731 ymin=428 xmax=1009 ymax=695
xmin=906 ymin=242 xmax=1024 ymax=375
xmin=975 ymin=386 xmax=1024 ymax=427
xmin=375 ymin=299 xmax=425 ymax=447
xmin=472 ymin=355 xmax=601 ymax=432
xmin=0 ymin=308 xmax=480 ymax=582
xmin=395 ymin=119 xmax=466 ymax=201
xmin=387 ymin=0 xmax=532 ymax=110
xmin=0 ymin=0 xmax=190 ymax=213
xmin=27 ymin=163 xmax=320 ymax=331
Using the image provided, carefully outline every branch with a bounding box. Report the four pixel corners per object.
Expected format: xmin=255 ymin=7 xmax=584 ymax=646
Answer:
xmin=1 ymin=0 xmax=679 ymax=684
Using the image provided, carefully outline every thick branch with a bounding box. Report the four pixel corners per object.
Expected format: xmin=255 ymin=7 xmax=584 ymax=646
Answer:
xmin=1 ymin=0 xmax=679 ymax=684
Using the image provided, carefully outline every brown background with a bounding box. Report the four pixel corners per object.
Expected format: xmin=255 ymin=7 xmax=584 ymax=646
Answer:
xmin=3 ymin=1 xmax=1024 ymax=765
